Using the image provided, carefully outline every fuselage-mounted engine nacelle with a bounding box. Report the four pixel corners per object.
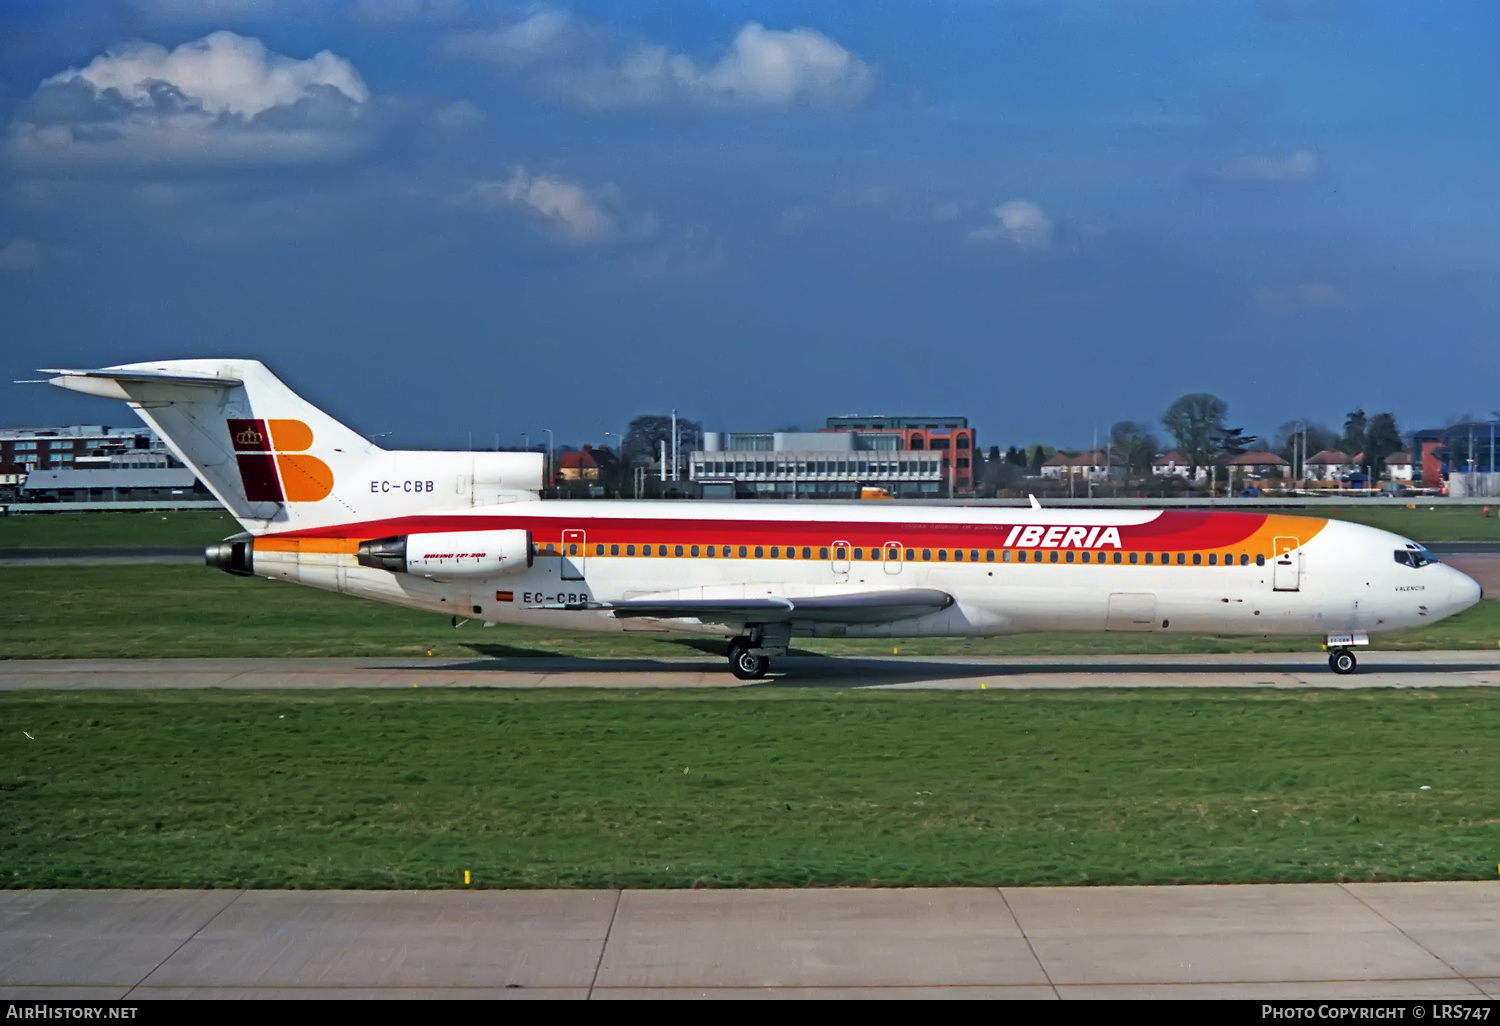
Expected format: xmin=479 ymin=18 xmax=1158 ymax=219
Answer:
xmin=356 ymin=530 xmax=534 ymax=580
xmin=205 ymin=536 xmax=256 ymax=577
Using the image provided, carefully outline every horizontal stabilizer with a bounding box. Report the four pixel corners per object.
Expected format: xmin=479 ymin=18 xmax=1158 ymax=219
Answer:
xmin=606 ymin=588 xmax=954 ymax=626
xmin=42 ymin=368 xmax=243 ymax=388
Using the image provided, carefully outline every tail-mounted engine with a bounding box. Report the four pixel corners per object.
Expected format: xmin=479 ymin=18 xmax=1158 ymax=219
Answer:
xmin=205 ymin=536 xmax=255 ymax=576
xmin=357 ymin=529 xmax=533 ymax=580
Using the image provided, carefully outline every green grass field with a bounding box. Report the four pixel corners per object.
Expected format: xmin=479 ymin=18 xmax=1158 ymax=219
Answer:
xmin=2 ymin=688 xmax=1496 ymax=889
xmin=1 ymin=563 xmax=1497 ymax=660
xmin=0 ymin=511 xmax=237 ymax=549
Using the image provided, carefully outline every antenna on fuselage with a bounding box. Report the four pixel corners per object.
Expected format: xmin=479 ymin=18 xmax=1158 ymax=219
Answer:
xmin=1028 ymin=494 xmax=1042 ymax=509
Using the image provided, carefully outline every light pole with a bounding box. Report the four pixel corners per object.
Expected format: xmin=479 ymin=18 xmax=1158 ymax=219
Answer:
xmin=543 ymin=429 xmax=554 ymax=494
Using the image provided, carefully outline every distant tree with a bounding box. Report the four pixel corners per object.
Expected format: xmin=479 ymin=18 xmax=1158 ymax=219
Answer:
xmin=1273 ymin=421 xmax=1338 ymax=465
xmin=1341 ymin=408 xmax=1369 ymax=458
xmin=1005 ymin=445 xmax=1028 ymax=467
xmin=1026 ymin=444 xmax=1053 ymax=475
xmin=1215 ymin=427 xmax=1258 ymax=458
xmin=622 ymin=415 xmax=702 ymax=469
xmin=1109 ymin=420 xmax=1160 ymax=478
xmin=1363 ymin=412 xmax=1403 ymax=479
xmin=1162 ymin=393 xmax=1229 ymax=474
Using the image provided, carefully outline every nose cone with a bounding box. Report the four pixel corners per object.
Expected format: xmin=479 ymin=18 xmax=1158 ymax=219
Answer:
xmin=1448 ymin=565 xmax=1483 ymax=612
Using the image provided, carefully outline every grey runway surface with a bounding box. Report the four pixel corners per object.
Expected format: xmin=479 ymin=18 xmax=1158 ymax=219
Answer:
xmin=2 ymin=884 xmax=1496 ymax=999
xmin=3 ymin=651 xmax=1500 ymax=691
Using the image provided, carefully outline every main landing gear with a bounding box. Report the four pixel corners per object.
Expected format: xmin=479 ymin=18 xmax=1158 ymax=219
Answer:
xmin=1328 ymin=649 xmax=1357 ymax=675
xmin=728 ymin=638 xmax=769 ymax=680
xmin=727 ymin=625 xmax=790 ymax=680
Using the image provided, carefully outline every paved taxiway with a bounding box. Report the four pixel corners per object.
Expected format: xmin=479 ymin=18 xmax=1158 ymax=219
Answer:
xmin=2 ymin=651 xmax=1499 ymax=690
xmin=2 ymin=884 xmax=1496 ymax=999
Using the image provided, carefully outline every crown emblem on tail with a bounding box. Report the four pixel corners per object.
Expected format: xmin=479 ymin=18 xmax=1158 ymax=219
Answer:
xmin=235 ymin=426 xmax=264 ymax=447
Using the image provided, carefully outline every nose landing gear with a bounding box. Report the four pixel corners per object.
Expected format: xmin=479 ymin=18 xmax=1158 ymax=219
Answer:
xmin=1328 ymin=648 xmax=1357 ymax=675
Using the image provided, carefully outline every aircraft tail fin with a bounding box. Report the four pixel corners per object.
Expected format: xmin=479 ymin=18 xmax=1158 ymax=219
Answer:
xmin=45 ymin=360 xmax=543 ymax=535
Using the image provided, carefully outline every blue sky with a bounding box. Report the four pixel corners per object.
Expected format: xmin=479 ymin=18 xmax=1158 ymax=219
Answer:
xmin=2 ymin=0 xmax=1497 ymax=451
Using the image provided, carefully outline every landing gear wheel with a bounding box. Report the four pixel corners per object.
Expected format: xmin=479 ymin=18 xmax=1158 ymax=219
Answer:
xmin=728 ymin=639 xmax=769 ymax=680
xmin=1329 ymin=649 xmax=1357 ymax=675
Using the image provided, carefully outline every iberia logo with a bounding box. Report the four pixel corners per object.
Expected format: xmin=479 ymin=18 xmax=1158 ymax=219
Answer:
xmin=227 ymin=418 xmax=333 ymax=503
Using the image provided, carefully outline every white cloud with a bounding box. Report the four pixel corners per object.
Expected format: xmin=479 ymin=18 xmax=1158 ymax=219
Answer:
xmin=438 ymin=9 xmax=579 ymax=67
xmin=1214 ymin=149 xmax=1321 ymax=183
xmin=7 ymin=31 xmax=371 ymax=166
xmin=971 ymin=200 xmax=1053 ymax=249
xmin=1256 ymin=279 xmax=1354 ymax=313
xmin=461 ymin=168 xmax=649 ymax=245
xmin=432 ymin=99 xmax=484 ymax=131
xmin=444 ymin=14 xmax=874 ymax=110
xmin=0 ymin=239 xmax=41 ymax=271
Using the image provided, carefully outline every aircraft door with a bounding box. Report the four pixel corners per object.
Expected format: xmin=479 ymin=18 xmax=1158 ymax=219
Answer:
xmin=561 ymin=529 xmax=586 ymax=581
xmin=883 ymin=541 xmax=903 ymax=575
xmin=831 ymin=539 xmax=851 ymax=582
xmin=1272 ymin=536 xmax=1301 ymax=592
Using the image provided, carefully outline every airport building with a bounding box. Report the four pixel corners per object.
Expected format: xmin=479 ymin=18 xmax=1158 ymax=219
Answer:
xmin=689 ymin=416 xmax=975 ymax=498
xmin=0 ymin=424 xmax=213 ymax=505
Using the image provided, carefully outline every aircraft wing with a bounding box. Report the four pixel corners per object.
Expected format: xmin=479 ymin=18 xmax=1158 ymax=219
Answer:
xmin=604 ymin=588 xmax=953 ymax=625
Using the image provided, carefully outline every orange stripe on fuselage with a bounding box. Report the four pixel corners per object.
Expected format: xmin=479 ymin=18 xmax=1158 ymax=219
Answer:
xmin=255 ymin=510 xmax=1329 ymax=557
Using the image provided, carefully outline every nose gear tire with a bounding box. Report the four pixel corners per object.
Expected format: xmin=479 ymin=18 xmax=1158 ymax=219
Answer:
xmin=1329 ymin=649 xmax=1357 ymax=675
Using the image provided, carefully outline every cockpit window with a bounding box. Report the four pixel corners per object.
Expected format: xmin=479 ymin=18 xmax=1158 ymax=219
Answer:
xmin=1394 ymin=547 xmax=1437 ymax=568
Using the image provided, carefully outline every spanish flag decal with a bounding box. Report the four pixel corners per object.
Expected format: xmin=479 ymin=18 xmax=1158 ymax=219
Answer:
xmin=228 ymin=418 xmax=333 ymax=503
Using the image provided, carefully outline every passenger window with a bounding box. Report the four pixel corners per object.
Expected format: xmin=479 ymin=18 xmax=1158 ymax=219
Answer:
xmin=1176 ymin=553 xmax=1185 ymax=565
xmin=938 ymin=549 xmax=947 ymax=562
xmin=922 ymin=549 xmax=932 ymax=561
xmin=1161 ymin=552 xmax=1170 ymax=565
xmin=770 ymin=546 xmax=779 ymax=558
xmin=1256 ymin=554 xmax=1265 ymax=566
xmin=594 ymin=544 xmax=603 ymax=556
xmin=820 ymin=547 xmax=830 ymax=559
xmin=1240 ymin=553 xmax=1249 ymax=566
xmin=1145 ymin=553 xmax=1154 ymax=564
xmin=1049 ymin=551 xmax=1059 ymax=563
xmin=754 ymin=546 xmax=764 ymax=558
xmin=567 ymin=543 xmax=577 ymax=555
xmin=953 ymin=549 xmax=963 ymax=562
xmin=785 ymin=546 xmax=796 ymax=559
xmin=545 ymin=542 xmax=557 ymax=554
xmin=658 ymin=545 xmax=668 ymax=556
xmin=905 ymin=549 xmax=916 ymax=561
xmin=1208 ymin=553 xmax=1217 ymax=565
xmin=706 ymin=546 xmax=715 ymax=557
xmin=1016 ymin=551 xmax=1026 ymax=563
xmin=971 ymin=550 xmax=980 ymax=563
xmin=739 ymin=546 xmax=748 ymax=558
xmin=1080 ymin=552 xmax=1089 ymax=563
xmin=626 ymin=544 xmax=635 ymax=556
xmin=1001 ymin=551 xmax=1011 ymax=562
xmin=1065 ymin=551 xmax=1075 ymax=563
xmin=1113 ymin=552 xmax=1122 ymax=564
xmin=1129 ymin=552 xmax=1138 ymax=564
xmin=642 ymin=545 xmax=651 ymax=557
xmin=1193 ymin=553 xmax=1202 ymax=565
xmin=691 ymin=545 xmax=700 ymax=557
xmin=986 ymin=550 xmax=994 ymax=562
xmin=835 ymin=547 xmax=847 ymax=560
xmin=854 ymin=548 xmax=863 ymax=560
xmin=610 ymin=544 xmax=619 ymax=556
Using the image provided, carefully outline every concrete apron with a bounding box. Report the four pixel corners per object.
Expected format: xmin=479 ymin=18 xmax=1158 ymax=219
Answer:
xmin=1 ymin=883 xmax=1496 ymax=999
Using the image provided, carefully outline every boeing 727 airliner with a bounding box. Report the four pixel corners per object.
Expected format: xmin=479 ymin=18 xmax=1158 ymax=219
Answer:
xmin=44 ymin=360 xmax=1481 ymax=678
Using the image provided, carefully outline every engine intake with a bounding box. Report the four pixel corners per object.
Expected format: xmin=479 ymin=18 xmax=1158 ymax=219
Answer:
xmin=357 ymin=529 xmax=533 ymax=580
